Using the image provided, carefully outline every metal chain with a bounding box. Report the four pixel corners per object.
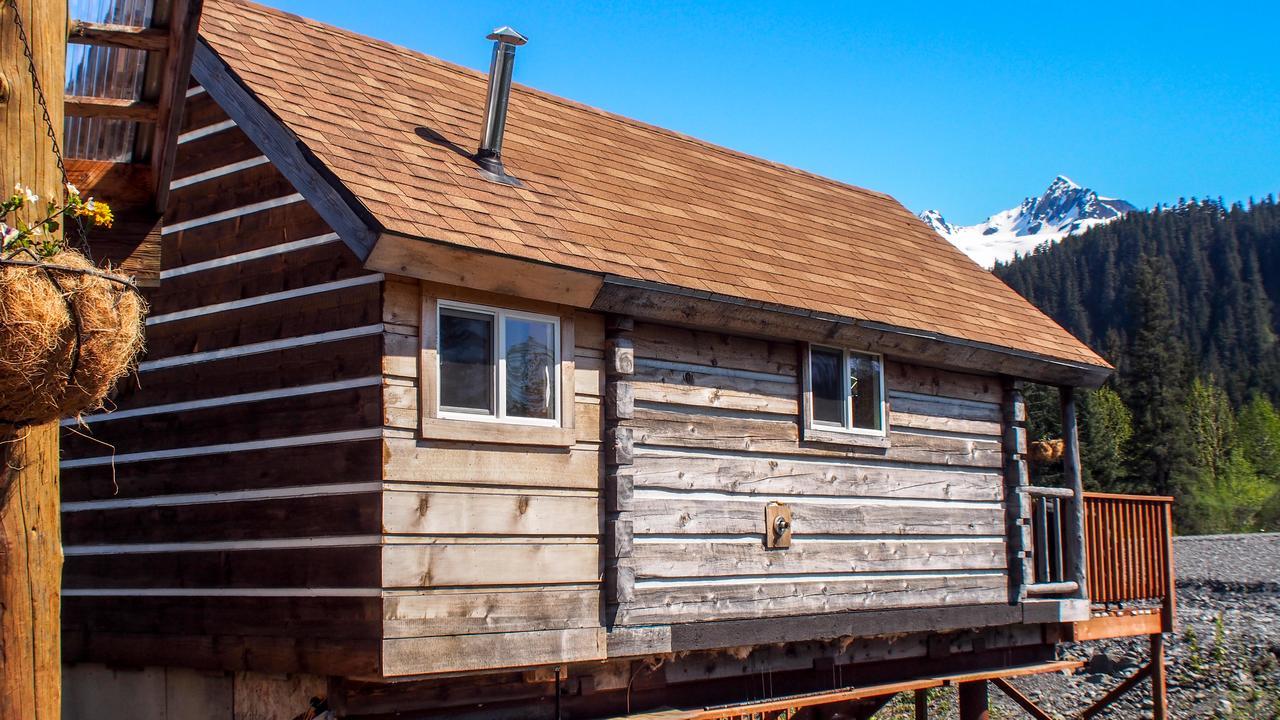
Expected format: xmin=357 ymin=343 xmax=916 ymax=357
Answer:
xmin=5 ymin=0 xmax=69 ymax=188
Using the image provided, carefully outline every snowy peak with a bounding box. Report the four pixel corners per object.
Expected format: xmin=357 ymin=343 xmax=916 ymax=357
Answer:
xmin=919 ymin=176 xmax=1136 ymax=267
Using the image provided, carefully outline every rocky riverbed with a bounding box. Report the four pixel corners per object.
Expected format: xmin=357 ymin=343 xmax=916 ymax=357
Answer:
xmin=997 ymin=533 xmax=1280 ymax=719
xmin=873 ymin=533 xmax=1280 ymax=718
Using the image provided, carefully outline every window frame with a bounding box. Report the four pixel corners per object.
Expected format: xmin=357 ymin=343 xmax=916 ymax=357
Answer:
xmin=420 ymin=290 xmax=577 ymax=447
xmin=800 ymin=343 xmax=890 ymax=447
xmin=436 ymin=299 xmax=562 ymax=427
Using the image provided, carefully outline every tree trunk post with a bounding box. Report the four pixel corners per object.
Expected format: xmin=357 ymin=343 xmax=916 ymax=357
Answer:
xmin=1 ymin=0 xmax=66 ymax=718
xmin=1060 ymin=386 xmax=1088 ymax=599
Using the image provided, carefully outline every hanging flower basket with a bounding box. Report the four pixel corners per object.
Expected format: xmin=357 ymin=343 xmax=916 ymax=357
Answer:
xmin=1 ymin=184 xmax=145 ymax=428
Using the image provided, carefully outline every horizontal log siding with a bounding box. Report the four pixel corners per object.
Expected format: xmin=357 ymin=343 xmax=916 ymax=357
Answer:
xmin=611 ymin=321 xmax=1009 ymax=625
xmin=60 ymin=91 xmax=384 ymax=677
xmin=378 ymin=278 xmax=607 ymax=675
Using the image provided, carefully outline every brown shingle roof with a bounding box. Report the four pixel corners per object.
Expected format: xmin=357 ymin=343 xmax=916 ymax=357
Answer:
xmin=199 ymin=0 xmax=1108 ymax=370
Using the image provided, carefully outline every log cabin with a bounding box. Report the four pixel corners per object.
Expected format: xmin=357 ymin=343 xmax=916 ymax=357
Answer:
xmin=59 ymin=1 xmax=1177 ymax=718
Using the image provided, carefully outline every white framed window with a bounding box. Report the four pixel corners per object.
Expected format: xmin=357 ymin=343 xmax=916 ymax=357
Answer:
xmin=802 ymin=344 xmax=887 ymax=442
xmin=437 ymin=300 xmax=561 ymax=426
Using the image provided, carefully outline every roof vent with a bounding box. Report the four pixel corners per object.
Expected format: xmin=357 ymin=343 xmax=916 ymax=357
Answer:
xmin=475 ymin=26 xmax=527 ymax=185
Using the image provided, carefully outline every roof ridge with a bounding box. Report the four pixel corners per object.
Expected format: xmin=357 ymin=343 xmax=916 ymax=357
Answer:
xmin=212 ymin=0 xmax=901 ymax=206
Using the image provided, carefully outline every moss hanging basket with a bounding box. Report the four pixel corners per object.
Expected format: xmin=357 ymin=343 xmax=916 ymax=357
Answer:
xmin=0 ymin=249 xmax=145 ymax=428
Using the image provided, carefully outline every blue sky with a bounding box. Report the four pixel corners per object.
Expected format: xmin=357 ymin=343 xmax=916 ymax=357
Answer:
xmin=266 ymin=1 xmax=1279 ymax=225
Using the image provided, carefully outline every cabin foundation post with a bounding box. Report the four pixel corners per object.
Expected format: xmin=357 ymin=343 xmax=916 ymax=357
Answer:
xmin=1059 ymin=386 xmax=1088 ymax=599
xmin=957 ymin=680 xmax=989 ymax=720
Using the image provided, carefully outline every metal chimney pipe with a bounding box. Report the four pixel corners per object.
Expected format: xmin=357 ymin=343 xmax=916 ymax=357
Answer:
xmin=476 ymin=26 xmax=527 ymax=175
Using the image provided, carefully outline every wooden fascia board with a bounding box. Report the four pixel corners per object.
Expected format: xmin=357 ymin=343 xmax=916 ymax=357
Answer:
xmin=592 ymin=276 xmax=1113 ymax=389
xmin=149 ymin=0 xmax=204 ymax=213
xmin=366 ymin=231 xmax=603 ymax=308
xmin=190 ymin=40 xmax=379 ymax=259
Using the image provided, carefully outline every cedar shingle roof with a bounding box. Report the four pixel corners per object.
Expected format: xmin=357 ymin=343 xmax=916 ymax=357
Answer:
xmin=199 ymin=0 xmax=1109 ymax=370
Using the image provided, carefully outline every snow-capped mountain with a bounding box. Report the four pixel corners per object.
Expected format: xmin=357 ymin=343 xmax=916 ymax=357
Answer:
xmin=920 ymin=176 xmax=1136 ymax=267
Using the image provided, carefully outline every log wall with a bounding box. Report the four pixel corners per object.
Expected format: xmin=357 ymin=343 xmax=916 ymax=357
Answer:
xmin=378 ymin=280 xmax=607 ymax=676
xmin=607 ymin=321 xmax=1010 ymax=626
xmin=60 ymin=85 xmax=385 ymax=677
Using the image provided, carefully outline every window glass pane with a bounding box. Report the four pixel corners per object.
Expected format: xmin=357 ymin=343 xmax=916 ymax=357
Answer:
xmin=810 ymin=346 xmax=844 ymax=425
xmin=439 ymin=308 xmax=494 ymax=414
xmin=850 ymin=352 xmax=883 ymax=431
xmin=505 ymin=317 xmax=557 ymax=420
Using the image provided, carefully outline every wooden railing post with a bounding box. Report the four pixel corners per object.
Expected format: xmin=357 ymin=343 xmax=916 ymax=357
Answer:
xmin=1059 ymin=387 xmax=1088 ymax=600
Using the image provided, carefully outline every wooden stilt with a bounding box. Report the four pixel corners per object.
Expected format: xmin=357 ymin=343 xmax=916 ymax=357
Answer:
xmin=1151 ymin=633 xmax=1167 ymax=720
xmin=958 ymin=681 xmax=989 ymax=720
xmin=1079 ymin=663 xmax=1153 ymax=720
xmin=914 ymin=689 xmax=928 ymax=720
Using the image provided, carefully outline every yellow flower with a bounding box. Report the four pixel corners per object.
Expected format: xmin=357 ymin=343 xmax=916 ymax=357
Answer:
xmin=91 ymin=201 xmax=113 ymax=228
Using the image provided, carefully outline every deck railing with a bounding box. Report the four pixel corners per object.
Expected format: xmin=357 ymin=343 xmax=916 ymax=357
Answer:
xmin=1083 ymin=492 xmax=1175 ymax=610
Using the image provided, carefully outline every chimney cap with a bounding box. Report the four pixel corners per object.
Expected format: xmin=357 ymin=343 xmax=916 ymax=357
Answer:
xmin=486 ymin=26 xmax=527 ymax=46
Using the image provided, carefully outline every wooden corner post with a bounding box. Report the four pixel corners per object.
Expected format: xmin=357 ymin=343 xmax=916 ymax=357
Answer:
xmin=1 ymin=0 xmax=67 ymax=717
xmin=1001 ymin=379 xmax=1032 ymax=602
xmin=603 ymin=315 xmax=635 ymax=615
xmin=1059 ymin=386 xmax=1089 ymax=600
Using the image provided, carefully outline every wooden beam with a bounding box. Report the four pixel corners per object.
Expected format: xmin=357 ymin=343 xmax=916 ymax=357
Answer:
xmin=67 ymin=21 xmax=168 ymax=51
xmin=1 ymin=1 xmax=66 ymax=716
xmin=149 ymin=0 xmax=204 ymax=212
xmin=1079 ymin=662 xmax=1152 ymax=720
xmin=64 ymin=95 xmax=159 ymax=122
xmin=1151 ymin=633 xmax=1168 ymax=720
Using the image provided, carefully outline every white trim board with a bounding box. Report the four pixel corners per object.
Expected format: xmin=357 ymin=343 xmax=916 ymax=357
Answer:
xmin=177 ymin=118 xmax=235 ymax=144
xmin=146 ymin=273 xmax=383 ymax=326
xmin=60 ymin=428 xmax=383 ymax=469
xmin=162 ymin=193 xmax=304 ymax=235
xmin=62 ymin=481 xmax=380 ymax=512
xmin=169 ymin=155 xmax=269 ymax=190
xmin=63 ymin=535 xmax=382 ymax=555
xmin=160 ymin=232 xmax=341 ymax=279
xmin=137 ymin=324 xmax=384 ymax=372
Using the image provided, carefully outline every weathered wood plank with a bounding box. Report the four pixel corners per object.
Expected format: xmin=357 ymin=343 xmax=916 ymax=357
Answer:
xmin=383 ymin=587 xmax=599 ymax=638
xmin=382 ymin=439 xmax=600 ymax=489
xmin=630 ymin=455 xmax=1001 ymax=502
xmin=628 ymin=497 xmax=1003 ymax=536
xmin=61 ymin=439 xmax=381 ymax=502
xmin=626 ymin=539 xmax=1006 ymax=577
xmin=164 ymin=186 xmax=332 ymax=267
xmin=884 ymin=361 xmax=1001 ymax=405
xmin=616 ymin=574 xmax=1008 ymax=625
xmin=382 ymin=544 xmax=599 ymax=587
xmin=166 ymin=160 xmax=299 ymax=226
xmin=632 ymin=365 xmax=798 ymax=415
xmin=64 ymin=630 xmax=380 ymax=677
xmin=64 ymin=596 xmax=382 ymax=640
xmin=888 ymin=392 xmax=1002 ymax=423
xmin=381 ymin=628 xmax=605 ymax=677
xmin=890 ymin=410 xmax=1001 ymax=436
xmin=628 ymin=407 xmax=1002 ymax=467
xmin=62 ymin=546 xmax=382 ymax=589
xmin=632 ymin=322 xmax=799 ymax=375
xmin=382 ymin=490 xmax=599 ymax=537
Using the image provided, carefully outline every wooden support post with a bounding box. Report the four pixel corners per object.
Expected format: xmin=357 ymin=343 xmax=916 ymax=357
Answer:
xmin=1151 ymin=633 xmax=1168 ymax=720
xmin=1079 ymin=663 xmax=1153 ymax=720
xmin=1 ymin=2 xmax=66 ymax=718
xmin=913 ymin=689 xmax=928 ymax=720
xmin=991 ymin=678 xmax=1055 ymax=720
xmin=1060 ymin=386 xmax=1088 ymax=599
xmin=1002 ymin=379 xmax=1032 ymax=601
xmin=957 ymin=681 xmax=989 ymax=720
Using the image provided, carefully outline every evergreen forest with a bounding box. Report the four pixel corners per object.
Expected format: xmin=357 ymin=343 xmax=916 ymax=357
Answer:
xmin=994 ymin=196 xmax=1280 ymax=533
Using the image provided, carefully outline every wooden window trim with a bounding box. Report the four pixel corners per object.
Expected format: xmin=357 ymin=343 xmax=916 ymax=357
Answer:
xmin=799 ymin=342 xmax=891 ymax=449
xmin=420 ymin=288 xmax=576 ymax=447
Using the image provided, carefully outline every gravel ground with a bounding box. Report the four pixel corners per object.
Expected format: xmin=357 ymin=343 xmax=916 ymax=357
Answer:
xmin=995 ymin=533 xmax=1280 ymax=719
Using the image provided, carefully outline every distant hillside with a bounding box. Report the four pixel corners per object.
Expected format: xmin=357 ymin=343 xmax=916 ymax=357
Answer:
xmin=995 ymin=196 xmax=1280 ymax=404
xmin=921 ymin=176 xmax=1136 ymax=267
